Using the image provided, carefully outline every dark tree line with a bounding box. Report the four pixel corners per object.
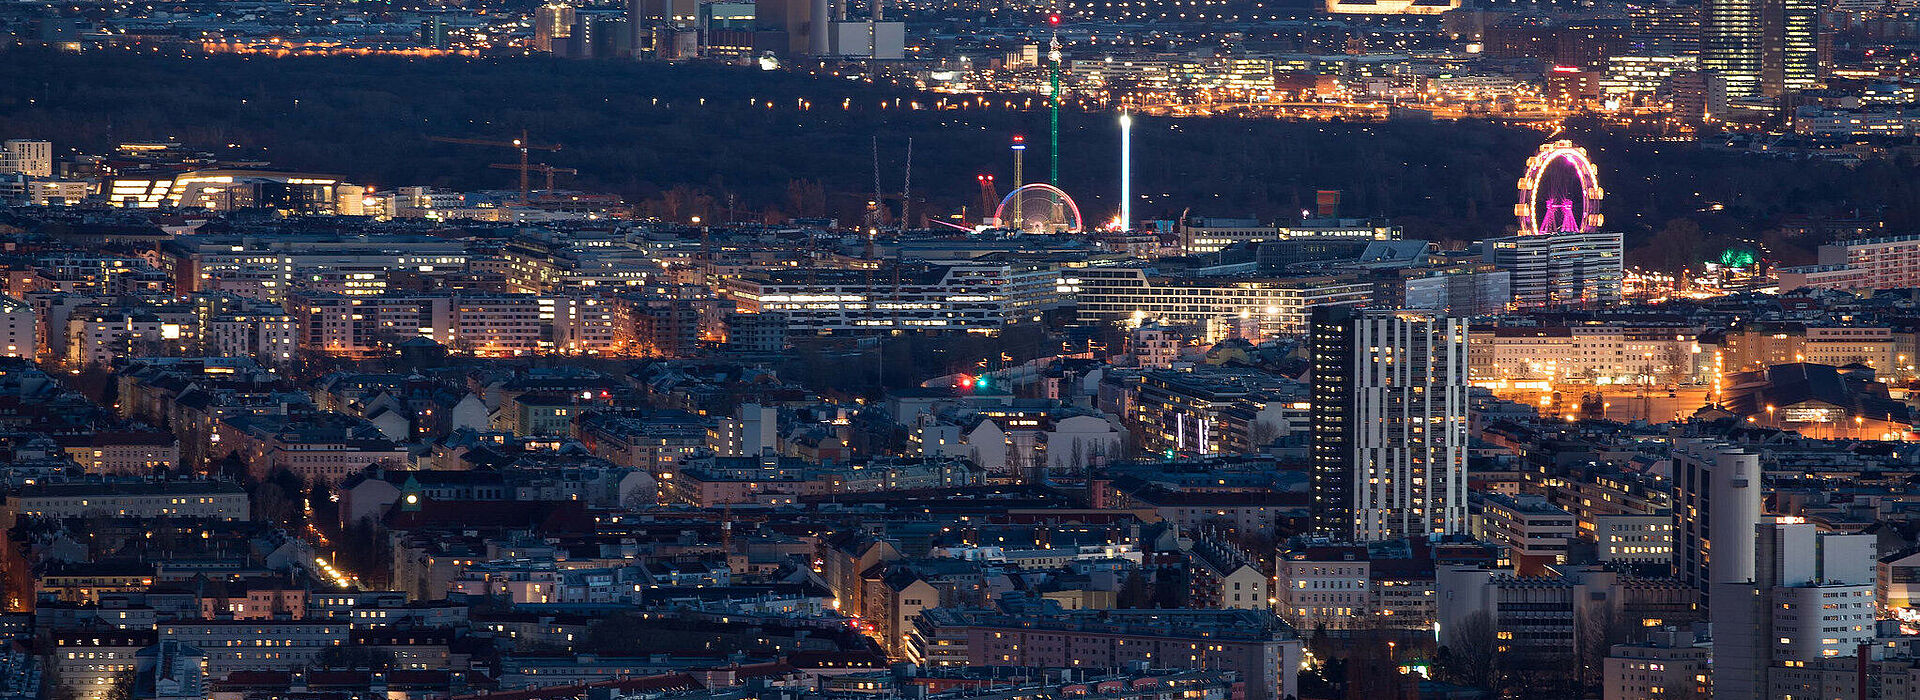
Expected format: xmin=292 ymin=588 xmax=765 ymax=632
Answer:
xmin=1 ymin=48 xmax=1915 ymax=261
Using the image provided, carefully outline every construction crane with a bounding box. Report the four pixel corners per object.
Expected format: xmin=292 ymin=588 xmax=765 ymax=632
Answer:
xmin=487 ymin=163 xmax=577 ymax=193
xmin=428 ymin=130 xmax=561 ymax=203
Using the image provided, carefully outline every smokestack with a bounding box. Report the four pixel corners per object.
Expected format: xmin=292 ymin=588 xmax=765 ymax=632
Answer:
xmin=1315 ymin=190 xmax=1340 ymax=218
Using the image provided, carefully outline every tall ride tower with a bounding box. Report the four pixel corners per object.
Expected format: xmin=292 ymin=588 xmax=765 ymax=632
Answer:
xmin=1010 ymin=136 xmax=1026 ymax=226
xmin=1048 ymin=15 xmax=1061 ymax=186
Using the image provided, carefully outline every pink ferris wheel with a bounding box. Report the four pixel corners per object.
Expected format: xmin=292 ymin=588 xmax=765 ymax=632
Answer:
xmin=1514 ymin=140 xmax=1604 ymax=236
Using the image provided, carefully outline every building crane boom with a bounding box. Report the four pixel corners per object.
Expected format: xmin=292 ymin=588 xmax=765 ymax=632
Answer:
xmin=427 ymin=129 xmax=561 ymax=204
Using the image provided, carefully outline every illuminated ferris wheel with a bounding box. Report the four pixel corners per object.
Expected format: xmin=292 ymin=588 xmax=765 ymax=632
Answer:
xmin=995 ymin=183 xmax=1084 ymax=234
xmin=1515 ymin=140 xmax=1604 ymax=236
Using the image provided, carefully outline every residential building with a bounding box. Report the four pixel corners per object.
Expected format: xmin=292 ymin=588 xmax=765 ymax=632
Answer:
xmin=910 ymin=604 xmax=1302 ymax=700
xmin=1 ymin=480 xmax=249 ymax=526
xmin=1470 ymin=493 xmax=1577 ymax=574
xmin=1602 ymin=626 xmax=1711 ymax=700
xmin=1309 ymin=307 xmax=1469 ymax=541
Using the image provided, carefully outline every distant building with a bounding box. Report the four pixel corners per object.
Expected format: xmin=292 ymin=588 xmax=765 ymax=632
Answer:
xmin=721 ymin=260 xmax=1065 ymax=335
xmin=57 ymin=431 xmax=178 ymax=475
xmin=1482 ymin=230 xmax=1623 ymax=308
xmin=1714 ymin=520 xmax=1877 ymax=700
xmin=1324 ymin=0 xmax=1459 ymax=15
xmin=1780 ymin=235 xmax=1920 ymax=293
xmin=134 ymin=640 xmax=208 ymax=700
xmin=1470 ymin=492 xmax=1576 ymax=574
xmin=1 ymin=480 xmax=249 ymax=525
xmin=1077 ymin=265 xmax=1370 ymax=336
xmin=1672 ymin=441 xmax=1761 ymax=602
xmin=533 ymin=3 xmax=577 ymax=51
xmin=0 ymin=140 xmax=52 ymax=178
xmin=910 ymin=604 xmax=1303 ymax=700
xmin=0 ymin=295 xmax=35 ymax=359
xmin=1602 ymin=626 xmax=1711 ymax=700
xmin=46 ymin=631 xmax=156 ymax=700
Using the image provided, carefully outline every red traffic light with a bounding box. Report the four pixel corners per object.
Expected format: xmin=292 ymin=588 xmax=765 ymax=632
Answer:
xmin=1048 ymin=14 xmax=1060 ymax=24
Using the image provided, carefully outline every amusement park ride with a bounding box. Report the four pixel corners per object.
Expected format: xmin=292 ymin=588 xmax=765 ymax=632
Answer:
xmin=969 ymin=12 xmax=1093 ymax=236
xmin=1515 ymin=140 xmax=1604 ymax=236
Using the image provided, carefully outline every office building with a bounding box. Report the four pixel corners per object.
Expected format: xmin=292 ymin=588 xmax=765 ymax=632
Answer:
xmin=0 ymin=140 xmax=52 ymax=178
xmin=1703 ymin=0 xmax=1820 ymax=99
xmin=1381 ymin=263 xmax=1513 ymax=317
xmin=1713 ymin=520 xmax=1877 ymax=700
xmin=1760 ymin=0 xmax=1820 ymax=97
xmin=1179 ymin=216 xmax=1398 ymax=256
xmin=290 ymin=291 xmax=626 ymax=358
xmin=1309 ymin=307 xmax=1469 ymax=541
xmin=1627 ymin=2 xmax=1701 ymax=54
xmin=534 ymin=3 xmax=576 ymax=51
xmin=1600 ymin=55 xmax=1698 ymax=102
xmin=1702 ymin=0 xmax=1763 ymax=98
xmin=1482 ymin=230 xmax=1623 ymax=308
xmin=1078 ymin=264 xmax=1370 ymax=336
xmin=722 ymin=260 xmax=1065 ymax=335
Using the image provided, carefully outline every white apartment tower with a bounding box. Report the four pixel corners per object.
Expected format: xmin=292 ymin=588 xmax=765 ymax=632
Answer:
xmin=1309 ymin=307 xmax=1470 ymax=541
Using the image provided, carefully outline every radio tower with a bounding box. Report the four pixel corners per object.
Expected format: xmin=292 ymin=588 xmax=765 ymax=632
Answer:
xmin=1047 ymin=14 xmax=1062 ymax=186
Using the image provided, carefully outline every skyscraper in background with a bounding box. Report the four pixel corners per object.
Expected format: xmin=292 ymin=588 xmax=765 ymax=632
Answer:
xmin=1626 ymin=1 xmax=1701 ymax=54
xmin=1761 ymin=0 xmax=1821 ymax=96
xmin=533 ymin=3 xmax=576 ymax=52
xmin=1309 ymin=307 xmax=1469 ymax=542
xmin=1705 ymin=0 xmax=1822 ymax=99
xmin=1702 ymin=0 xmax=1763 ymax=97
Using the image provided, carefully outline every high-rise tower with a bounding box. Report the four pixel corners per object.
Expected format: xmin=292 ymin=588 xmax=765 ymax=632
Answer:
xmin=1309 ymin=307 xmax=1470 ymax=541
xmin=1760 ymin=0 xmax=1820 ymax=96
xmin=1702 ymin=0 xmax=1763 ymax=98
